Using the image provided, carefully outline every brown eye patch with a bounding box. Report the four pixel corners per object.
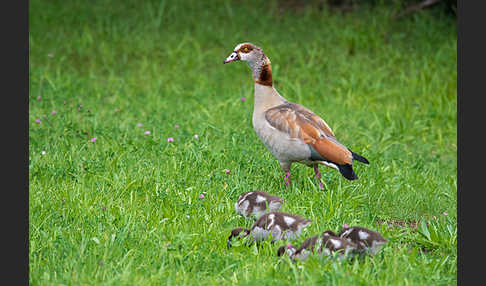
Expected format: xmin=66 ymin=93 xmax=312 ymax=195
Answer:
xmin=239 ymin=44 xmax=253 ymax=53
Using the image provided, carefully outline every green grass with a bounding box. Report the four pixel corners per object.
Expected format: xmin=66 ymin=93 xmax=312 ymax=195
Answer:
xmin=29 ymin=0 xmax=457 ymax=285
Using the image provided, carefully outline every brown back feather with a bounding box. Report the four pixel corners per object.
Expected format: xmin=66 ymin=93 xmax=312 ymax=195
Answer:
xmin=265 ymin=102 xmax=352 ymax=165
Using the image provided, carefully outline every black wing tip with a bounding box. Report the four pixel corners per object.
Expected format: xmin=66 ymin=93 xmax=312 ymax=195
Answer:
xmin=338 ymin=164 xmax=358 ymax=180
xmin=352 ymin=152 xmax=370 ymax=165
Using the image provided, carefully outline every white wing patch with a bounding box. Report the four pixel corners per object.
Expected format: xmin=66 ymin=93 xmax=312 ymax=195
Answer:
xmin=330 ymin=239 xmax=342 ymax=249
xmin=255 ymin=195 xmax=266 ymax=203
xmin=321 ymin=161 xmax=339 ymax=170
xmin=283 ymin=216 xmax=296 ymax=226
xmin=358 ymin=230 xmax=370 ymax=240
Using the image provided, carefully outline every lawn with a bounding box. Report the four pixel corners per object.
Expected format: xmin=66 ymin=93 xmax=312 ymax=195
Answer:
xmin=29 ymin=0 xmax=457 ymax=285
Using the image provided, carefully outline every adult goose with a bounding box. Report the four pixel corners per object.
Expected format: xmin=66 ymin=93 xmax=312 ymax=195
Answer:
xmin=224 ymin=42 xmax=369 ymax=189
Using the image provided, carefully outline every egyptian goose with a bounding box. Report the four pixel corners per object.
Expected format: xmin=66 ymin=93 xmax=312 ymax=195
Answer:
xmin=234 ymin=191 xmax=284 ymax=219
xmin=277 ymin=230 xmax=358 ymax=261
xmin=337 ymin=226 xmax=388 ymax=255
xmin=227 ymin=211 xmax=311 ymax=248
xmin=224 ymin=43 xmax=369 ymax=189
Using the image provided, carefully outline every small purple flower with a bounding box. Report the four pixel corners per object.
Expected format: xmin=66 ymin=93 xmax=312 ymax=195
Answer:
xmin=224 ymin=169 xmax=231 ymax=174
xmin=35 ymin=119 xmax=41 ymax=124
xmin=174 ymin=124 xmax=179 ymax=129
xmin=37 ymin=96 xmax=42 ymax=101
xmin=51 ymin=110 xmax=57 ymax=115
xmin=343 ymin=224 xmax=349 ymax=228
xmin=137 ymin=123 xmax=143 ymax=127
xmin=241 ymin=97 xmax=246 ymax=102
xmin=194 ymin=134 xmax=199 ymax=140
xmin=48 ymin=53 xmax=54 ymax=58
xmin=199 ymin=194 xmax=205 ymax=199
xmin=443 ymin=211 xmax=448 ymax=216
xmin=286 ymin=244 xmax=294 ymax=249
xmin=90 ymin=137 xmax=97 ymax=143
xmin=144 ymin=130 xmax=151 ymax=135
xmin=168 ymin=137 xmax=174 ymax=142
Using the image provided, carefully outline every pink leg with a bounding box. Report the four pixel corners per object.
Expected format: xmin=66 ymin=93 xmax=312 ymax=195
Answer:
xmin=313 ymin=165 xmax=324 ymax=190
xmin=284 ymin=171 xmax=291 ymax=188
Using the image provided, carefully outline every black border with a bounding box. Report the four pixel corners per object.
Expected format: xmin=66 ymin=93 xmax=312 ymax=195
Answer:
xmin=458 ymin=1 xmax=484 ymax=285
xmin=3 ymin=0 xmax=29 ymax=284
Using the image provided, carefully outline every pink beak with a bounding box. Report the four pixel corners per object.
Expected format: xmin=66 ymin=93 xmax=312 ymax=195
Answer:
xmin=223 ymin=51 xmax=239 ymax=64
